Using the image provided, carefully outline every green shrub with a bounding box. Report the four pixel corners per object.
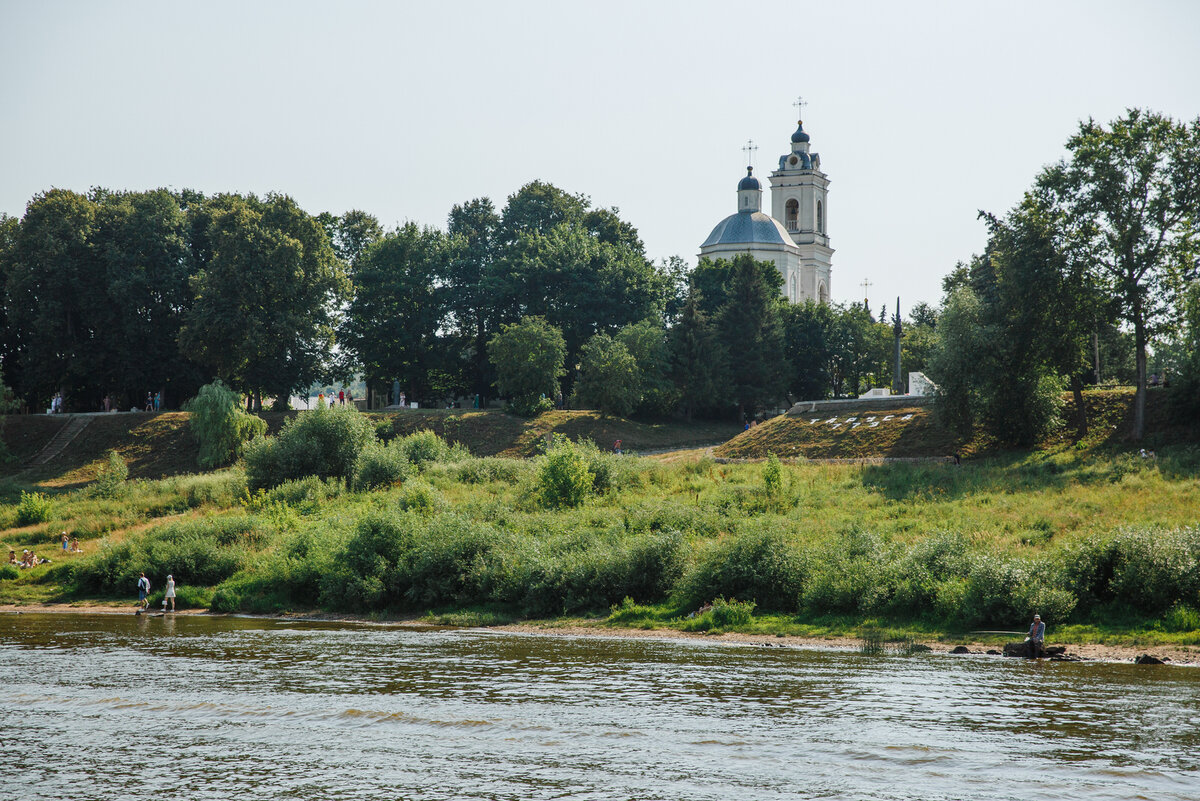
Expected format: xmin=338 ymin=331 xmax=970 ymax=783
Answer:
xmin=183 ymin=380 xmax=267 ymax=468
xmin=681 ymin=596 xmax=756 ymax=631
xmin=517 ymin=531 xmax=687 ymax=615
xmin=354 ymin=441 xmax=415 ymax=490
xmin=93 ymin=449 xmax=130 ymax=499
xmin=505 ymin=395 xmax=555 ymax=417
xmin=1060 ymin=527 xmax=1200 ymax=616
xmin=801 ymin=530 xmax=895 ymax=615
xmin=255 ymin=476 xmax=344 ymax=512
xmin=455 ymin=457 xmax=530 ymax=485
xmin=68 ymin=516 xmax=261 ymax=595
xmin=16 ymin=491 xmax=53 ymax=526
xmin=0 ymin=564 xmax=18 ymax=580
xmin=679 ymin=527 xmax=807 ymax=611
xmin=395 ymin=516 xmax=512 ymax=608
xmin=762 ymin=453 xmax=783 ymax=498
xmin=397 ymin=430 xmax=468 ymax=471
xmin=536 ymin=437 xmax=594 ymax=508
xmin=374 ymin=419 xmax=397 ymax=444
xmin=396 ymin=480 xmax=442 ymax=514
xmin=244 ymin=404 xmax=376 ymax=491
xmin=1161 ymin=603 xmax=1200 ymax=633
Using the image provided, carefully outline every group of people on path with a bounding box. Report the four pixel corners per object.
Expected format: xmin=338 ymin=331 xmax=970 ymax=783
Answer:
xmin=136 ymin=572 xmax=176 ymax=612
xmin=316 ymin=389 xmax=353 ymax=408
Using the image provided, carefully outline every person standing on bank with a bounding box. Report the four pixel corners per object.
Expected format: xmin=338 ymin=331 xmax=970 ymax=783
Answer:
xmin=137 ymin=572 xmax=151 ymax=611
xmin=1027 ymin=614 xmax=1045 ymax=658
xmin=163 ymin=575 xmax=176 ymax=612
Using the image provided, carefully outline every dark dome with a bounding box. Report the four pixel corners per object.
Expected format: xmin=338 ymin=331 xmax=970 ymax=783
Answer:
xmin=737 ymin=166 xmax=760 ymax=191
xmin=791 ymin=121 xmax=811 ymax=143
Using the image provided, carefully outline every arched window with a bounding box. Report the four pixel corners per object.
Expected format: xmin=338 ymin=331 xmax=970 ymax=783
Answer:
xmin=785 ymin=199 xmax=799 ymax=231
xmin=818 ymin=282 xmax=828 ymax=304
xmin=742 ymin=196 xmax=748 ymax=207
xmin=790 ymin=273 xmax=798 ymax=302
xmin=817 ymin=200 xmax=824 ymax=233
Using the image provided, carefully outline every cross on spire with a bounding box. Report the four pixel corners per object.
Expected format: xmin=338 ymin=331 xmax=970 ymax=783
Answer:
xmin=742 ymin=139 xmax=758 ymax=168
xmin=793 ymin=95 xmax=808 ymax=122
xmin=861 ymin=278 xmax=873 ymax=305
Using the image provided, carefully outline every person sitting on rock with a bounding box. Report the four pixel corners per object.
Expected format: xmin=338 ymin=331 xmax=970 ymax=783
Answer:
xmin=1027 ymin=614 xmax=1045 ymax=658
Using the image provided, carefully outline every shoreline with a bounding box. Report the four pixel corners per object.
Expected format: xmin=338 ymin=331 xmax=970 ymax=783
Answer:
xmin=4 ymin=603 xmax=1197 ymax=666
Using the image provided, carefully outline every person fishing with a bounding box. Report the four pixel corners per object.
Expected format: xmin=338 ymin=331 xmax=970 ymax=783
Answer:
xmin=1026 ymin=614 xmax=1045 ymax=658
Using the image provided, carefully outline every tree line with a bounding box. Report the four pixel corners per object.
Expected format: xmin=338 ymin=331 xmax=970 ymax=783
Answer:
xmin=0 ymin=180 xmax=923 ymax=420
xmin=1 ymin=109 xmax=1195 ymax=438
xmin=929 ymin=109 xmax=1200 ymax=443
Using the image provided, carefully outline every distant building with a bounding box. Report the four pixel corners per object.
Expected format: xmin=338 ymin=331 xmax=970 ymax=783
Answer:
xmin=699 ymin=114 xmax=833 ymax=303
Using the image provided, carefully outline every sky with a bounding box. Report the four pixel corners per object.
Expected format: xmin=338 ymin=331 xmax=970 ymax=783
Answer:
xmin=2 ymin=0 xmax=1198 ymax=313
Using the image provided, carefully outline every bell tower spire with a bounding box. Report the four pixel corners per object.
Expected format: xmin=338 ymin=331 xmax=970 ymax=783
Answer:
xmin=769 ymin=100 xmax=834 ymax=303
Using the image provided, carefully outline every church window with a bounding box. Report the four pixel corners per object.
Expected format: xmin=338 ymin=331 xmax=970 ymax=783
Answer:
xmin=785 ymin=199 xmax=799 ymax=231
xmin=817 ymin=200 xmax=824 ymax=233
xmin=818 ymin=281 xmax=828 ymax=304
xmin=790 ymin=273 xmax=798 ymax=301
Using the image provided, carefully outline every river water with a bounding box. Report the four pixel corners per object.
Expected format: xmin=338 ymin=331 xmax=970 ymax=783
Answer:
xmin=1 ymin=614 xmax=1197 ymax=800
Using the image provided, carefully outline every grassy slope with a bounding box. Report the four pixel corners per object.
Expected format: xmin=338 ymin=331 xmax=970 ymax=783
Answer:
xmin=1 ymin=409 xmax=742 ymax=490
xmin=715 ymin=388 xmax=1191 ymax=460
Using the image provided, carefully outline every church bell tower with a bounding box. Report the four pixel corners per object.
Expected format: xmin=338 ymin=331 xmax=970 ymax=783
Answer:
xmin=769 ymin=101 xmax=833 ymax=304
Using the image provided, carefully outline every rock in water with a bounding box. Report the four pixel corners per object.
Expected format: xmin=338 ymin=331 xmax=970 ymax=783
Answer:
xmin=951 ymin=646 xmax=970 ymax=654
xmin=1135 ymin=654 xmax=1165 ymax=665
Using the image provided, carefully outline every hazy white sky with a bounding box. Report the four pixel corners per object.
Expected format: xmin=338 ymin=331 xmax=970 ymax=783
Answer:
xmin=2 ymin=0 xmax=1197 ymax=311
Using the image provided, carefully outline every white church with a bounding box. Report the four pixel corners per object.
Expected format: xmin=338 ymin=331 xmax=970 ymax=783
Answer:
xmin=699 ymin=114 xmax=833 ymax=304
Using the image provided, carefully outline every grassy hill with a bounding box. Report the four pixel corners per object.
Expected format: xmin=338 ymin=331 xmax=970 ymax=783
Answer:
xmin=1 ymin=409 xmax=741 ymax=489
xmin=714 ymin=388 xmax=1193 ymax=460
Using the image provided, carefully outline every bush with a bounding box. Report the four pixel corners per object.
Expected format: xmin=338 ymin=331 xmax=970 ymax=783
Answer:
xmin=68 ymin=516 xmax=261 ymax=595
xmin=256 ymin=476 xmax=345 ymax=511
xmin=455 ymin=457 xmax=530 ymax=485
xmin=1060 ymin=527 xmax=1200 ymax=617
xmin=396 ymin=430 xmax=468 ymax=471
xmin=395 ymin=480 xmax=442 ymax=514
xmin=536 ymin=437 xmax=594 ymax=508
xmin=801 ymin=530 xmax=895 ymax=615
xmin=354 ymin=441 xmax=415 ymax=490
xmin=1161 ymin=604 xmax=1200 ymax=633
xmin=505 ymin=395 xmax=554 ymax=417
xmin=16 ymin=491 xmax=53 ymax=526
xmin=678 ymin=527 xmax=807 ymax=611
xmin=0 ymin=565 xmax=18 ymax=580
xmin=762 ymin=453 xmax=783 ymax=498
xmin=517 ymin=531 xmax=687 ymax=615
xmin=184 ymin=380 xmax=267 ymax=468
xmin=681 ymin=596 xmax=756 ymax=631
xmin=244 ymin=404 xmax=376 ymax=491
xmin=93 ymin=449 xmax=129 ymax=499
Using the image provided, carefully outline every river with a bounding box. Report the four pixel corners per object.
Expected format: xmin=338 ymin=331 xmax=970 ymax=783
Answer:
xmin=1 ymin=613 xmax=1197 ymax=800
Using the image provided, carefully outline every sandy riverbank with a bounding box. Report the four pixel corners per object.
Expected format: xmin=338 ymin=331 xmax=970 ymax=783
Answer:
xmin=4 ymin=602 xmax=1198 ymax=666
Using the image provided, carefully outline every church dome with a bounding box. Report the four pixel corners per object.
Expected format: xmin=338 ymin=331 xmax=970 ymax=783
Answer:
xmin=737 ymin=166 xmax=760 ymax=191
xmin=701 ymin=211 xmax=795 ymax=249
xmin=791 ymin=121 xmax=811 ymax=143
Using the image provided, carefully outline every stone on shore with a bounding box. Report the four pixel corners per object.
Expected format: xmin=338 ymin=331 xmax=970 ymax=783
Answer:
xmin=1003 ymin=641 xmax=1066 ymax=658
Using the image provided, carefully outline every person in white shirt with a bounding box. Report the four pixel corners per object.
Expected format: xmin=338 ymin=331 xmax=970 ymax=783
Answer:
xmin=163 ymin=575 xmax=176 ymax=612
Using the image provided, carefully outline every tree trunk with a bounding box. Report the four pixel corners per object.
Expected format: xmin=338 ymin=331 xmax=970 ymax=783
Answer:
xmin=253 ymin=389 xmax=262 ymax=414
xmin=1070 ymin=374 xmax=1087 ymax=437
xmin=1133 ymin=295 xmax=1147 ymax=441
